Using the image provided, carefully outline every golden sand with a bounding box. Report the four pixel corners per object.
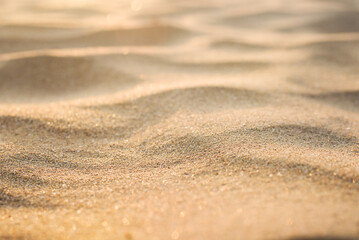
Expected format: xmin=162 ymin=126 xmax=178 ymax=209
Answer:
xmin=0 ymin=0 xmax=359 ymax=239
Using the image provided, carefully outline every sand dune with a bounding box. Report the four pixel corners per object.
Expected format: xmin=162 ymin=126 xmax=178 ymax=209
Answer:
xmin=1 ymin=0 xmax=359 ymax=240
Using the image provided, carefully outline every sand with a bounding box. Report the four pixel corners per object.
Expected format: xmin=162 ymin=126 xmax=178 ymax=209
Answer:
xmin=0 ymin=0 xmax=359 ymax=239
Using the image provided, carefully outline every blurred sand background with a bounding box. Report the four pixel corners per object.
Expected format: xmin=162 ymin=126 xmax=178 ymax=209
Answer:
xmin=0 ymin=0 xmax=359 ymax=239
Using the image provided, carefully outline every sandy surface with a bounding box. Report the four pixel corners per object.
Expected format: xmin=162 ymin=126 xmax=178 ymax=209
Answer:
xmin=0 ymin=0 xmax=359 ymax=239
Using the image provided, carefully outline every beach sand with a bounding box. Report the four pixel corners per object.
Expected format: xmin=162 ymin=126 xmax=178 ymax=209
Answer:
xmin=0 ymin=0 xmax=359 ymax=239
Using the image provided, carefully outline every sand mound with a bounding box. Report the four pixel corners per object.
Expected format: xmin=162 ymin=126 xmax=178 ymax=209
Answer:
xmin=0 ymin=55 xmax=139 ymax=101
xmin=70 ymin=25 xmax=193 ymax=46
xmin=0 ymin=115 xmax=114 ymax=140
xmin=222 ymin=9 xmax=359 ymax=34
xmin=210 ymin=40 xmax=270 ymax=51
xmin=220 ymin=10 xmax=318 ymax=30
xmin=297 ymin=40 xmax=359 ymax=68
xmin=147 ymin=124 xmax=357 ymax=158
xmin=0 ymin=24 xmax=85 ymax=40
xmin=305 ymin=91 xmax=359 ymax=113
xmin=80 ymin=87 xmax=272 ymax=138
xmin=0 ymin=24 xmax=193 ymax=53
xmin=285 ymin=11 xmax=359 ymax=33
xmin=101 ymin=53 xmax=269 ymax=75
xmin=95 ymin=86 xmax=271 ymax=119
xmin=222 ymin=11 xmax=292 ymax=27
xmin=246 ymin=124 xmax=357 ymax=148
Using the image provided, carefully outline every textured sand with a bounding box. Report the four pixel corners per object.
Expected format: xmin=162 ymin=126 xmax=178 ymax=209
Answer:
xmin=0 ymin=0 xmax=359 ymax=239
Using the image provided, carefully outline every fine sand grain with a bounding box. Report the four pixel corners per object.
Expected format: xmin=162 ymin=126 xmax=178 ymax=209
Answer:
xmin=0 ymin=0 xmax=359 ymax=240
